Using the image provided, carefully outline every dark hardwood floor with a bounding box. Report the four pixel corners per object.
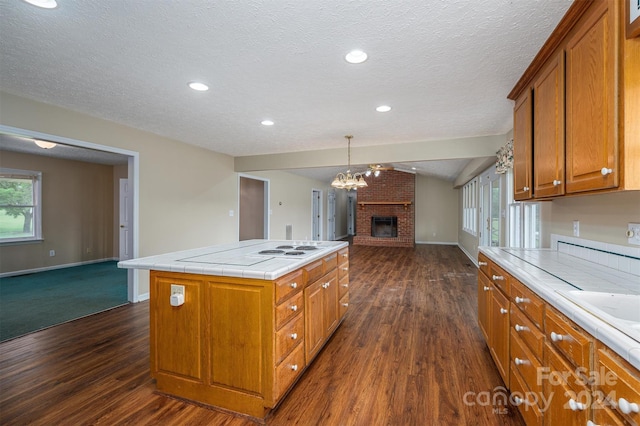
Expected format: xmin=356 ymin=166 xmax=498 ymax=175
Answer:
xmin=0 ymin=244 xmax=524 ymax=425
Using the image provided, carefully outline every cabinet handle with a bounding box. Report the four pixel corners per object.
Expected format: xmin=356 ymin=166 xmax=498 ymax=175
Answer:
xmin=290 ymin=282 xmax=297 ymax=289
xmin=550 ymin=331 xmax=564 ymax=342
xmin=483 ymin=286 xmax=491 ymax=291
xmin=478 ymin=261 xmax=488 ymax=266
xmin=568 ymin=398 xmax=586 ymax=411
xmin=514 ymin=324 xmax=527 ymax=332
xmin=290 ymin=364 xmax=298 ymax=372
xmin=500 ymin=308 xmax=508 ymax=315
xmin=290 ymin=305 xmax=298 ymax=312
xmin=601 ymin=167 xmax=613 ymax=176
xmin=514 ymin=296 xmax=527 ymax=304
xmin=492 ymin=275 xmax=504 ymax=281
xmin=618 ymin=397 xmax=640 ymax=415
xmin=290 ymin=333 xmax=298 ymax=340
xmin=553 ymin=179 xmax=562 ymax=186
xmin=514 ymin=357 xmax=528 ymax=366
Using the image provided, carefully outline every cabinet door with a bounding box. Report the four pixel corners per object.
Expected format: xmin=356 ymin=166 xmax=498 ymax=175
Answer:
xmin=322 ymin=274 xmax=339 ymax=336
xmin=533 ymin=52 xmax=565 ymax=198
xmin=304 ymin=279 xmax=325 ymax=361
xmin=565 ymin=0 xmax=617 ymax=193
xmin=477 ymin=272 xmax=491 ymax=343
xmin=513 ymin=88 xmax=533 ymax=200
xmin=489 ymin=287 xmax=510 ymax=386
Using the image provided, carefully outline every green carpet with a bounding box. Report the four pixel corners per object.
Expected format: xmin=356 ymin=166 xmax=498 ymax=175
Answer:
xmin=0 ymin=261 xmax=128 ymax=342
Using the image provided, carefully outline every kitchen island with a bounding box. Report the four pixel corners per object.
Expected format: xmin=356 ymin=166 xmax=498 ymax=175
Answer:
xmin=118 ymin=239 xmax=350 ymax=421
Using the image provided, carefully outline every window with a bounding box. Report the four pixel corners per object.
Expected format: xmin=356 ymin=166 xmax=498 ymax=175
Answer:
xmin=462 ymin=177 xmax=478 ymax=236
xmin=506 ymin=169 xmax=542 ymax=248
xmin=0 ymin=168 xmax=42 ymax=243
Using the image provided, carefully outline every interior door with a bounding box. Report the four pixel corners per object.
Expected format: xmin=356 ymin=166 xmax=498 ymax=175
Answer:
xmin=119 ymin=178 xmax=133 ymax=260
xmin=239 ymin=176 xmax=267 ymax=241
xmin=327 ymin=191 xmax=336 ymax=241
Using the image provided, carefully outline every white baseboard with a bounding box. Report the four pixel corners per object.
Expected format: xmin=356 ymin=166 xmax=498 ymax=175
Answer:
xmin=0 ymin=257 xmax=120 ymax=278
xmin=415 ymin=241 xmax=458 ymax=245
xmin=457 ymin=244 xmax=478 ymax=267
xmin=135 ymin=293 xmax=150 ymax=302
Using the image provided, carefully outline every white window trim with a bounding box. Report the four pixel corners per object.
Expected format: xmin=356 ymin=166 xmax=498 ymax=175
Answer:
xmin=462 ymin=177 xmax=478 ymax=236
xmin=0 ymin=167 xmax=43 ymax=244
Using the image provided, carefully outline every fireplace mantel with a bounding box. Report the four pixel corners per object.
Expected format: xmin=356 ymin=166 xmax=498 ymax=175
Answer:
xmin=358 ymin=201 xmax=412 ymax=210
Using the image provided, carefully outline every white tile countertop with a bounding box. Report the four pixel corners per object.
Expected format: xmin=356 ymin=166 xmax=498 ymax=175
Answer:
xmin=118 ymin=239 xmax=348 ymax=280
xmin=479 ymin=245 xmax=640 ymax=370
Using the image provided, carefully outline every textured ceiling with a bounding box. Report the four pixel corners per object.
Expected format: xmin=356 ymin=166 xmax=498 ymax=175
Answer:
xmin=0 ymin=0 xmax=571 ymax=177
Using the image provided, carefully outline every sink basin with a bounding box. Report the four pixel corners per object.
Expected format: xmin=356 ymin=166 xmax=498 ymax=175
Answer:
xmin=557 ymin=290 xmax=640 ymax=342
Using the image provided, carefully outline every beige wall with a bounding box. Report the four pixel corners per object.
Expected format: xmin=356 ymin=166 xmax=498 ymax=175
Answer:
xmin=248 ymin=170 xmax=348 ymax=241
xmin=415 ymin=174 xmax=459 ymax=244
xmin=547 ymin=191 xmax=640 ymax=246
xmin=0 ymin=92 xmax=239 ymax=297
xmin=0 ymin=151 xmax=115 ymax=273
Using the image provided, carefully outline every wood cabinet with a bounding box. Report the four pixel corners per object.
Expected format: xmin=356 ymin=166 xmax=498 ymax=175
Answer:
xmin=508 ymin=0 xmax=640 ymax=199
xmin=148 ymin=246 xmax=348 ymax=420
xmin=513 ymin=88 xmax=533 ymax=200
xmin=595 ymin=343 xmax=640 ymax=425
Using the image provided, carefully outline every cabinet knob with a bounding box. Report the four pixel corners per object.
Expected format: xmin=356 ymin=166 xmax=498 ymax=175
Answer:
xmin=322 ymin=282 xmax=330 ymax=289
xmin=601 ymin=167 xmax=613 ymax=176
xmin=492 ymin=275 xmax=504 ymax=281
xmin=500 ymin=308 xmax=508 ymax=315
xmin=290 ymin=282 xmax=297 ymax=289
xmin=514 ymin=324 xmax=527 ymax=332
xmin=550 ymin=331 xmax=564 ymax=342
xmin=523 ymin=186 xmax=530 ymax=191
xmin=290 ymin=333 xmax=298 ymax=340
xmin=586 ymin=421 xmax=599 ymax=426
xmin=514 ymin=296 xmax=527 ymax=304
xmin=553 ymin=179 xmax=562 ymax=186
xmin=290 ymin=364 xmax=298 ymax=372
xmin=618 ymin=397 xmax=640 ymax=415
xmin=290 ymin=305 xmax=298 ymax=312
xmin=483 ymin=286 xmax=491 ymax=291
xmin=478 ymin=261 xmax=488 ymax=266
xmin=342 ymin=267 xmax=349 ymax=271
xmin=514 ymin=357 xmax=528 ymax=366
xmin=342 ymin=302 xmax=349 ymax=307
xmin=342 ymin=283 xmax=349 ymax=288
xmin=513 ymin=396 xmax=523 ymax=406
xmin=568 ymin=398 xmax=586 ymax=411
xmin=342 ymin=253 xmax=348 ymax=258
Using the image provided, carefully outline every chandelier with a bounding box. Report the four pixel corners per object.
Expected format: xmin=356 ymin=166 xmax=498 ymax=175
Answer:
xmin=331 ymin=135 xmax=368 ymax=191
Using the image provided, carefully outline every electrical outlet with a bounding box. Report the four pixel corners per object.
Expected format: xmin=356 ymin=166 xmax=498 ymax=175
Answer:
xmin=170 ymin=284 xmax=185 ymax=296
xmin=573 ymin=220 xmax=580 ymax=237
xmin=49 ymin=250 xmax=55 ymax=257
xmin=628 ymin=223 xmax=640 ymax=246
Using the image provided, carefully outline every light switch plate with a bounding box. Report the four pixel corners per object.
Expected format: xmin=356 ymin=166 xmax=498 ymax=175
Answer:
xmin=573 ymin=220 xmax=580 ymax=237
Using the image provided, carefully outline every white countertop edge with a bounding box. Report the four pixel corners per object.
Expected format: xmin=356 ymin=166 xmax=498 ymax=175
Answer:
xmin=479 ymin=247 xmax=640 ymax=371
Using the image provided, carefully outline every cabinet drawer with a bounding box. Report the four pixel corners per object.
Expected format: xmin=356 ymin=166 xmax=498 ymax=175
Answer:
xmin=275 ymin=313 xmax=304 ymax=365
xmin=274 ymin=342 xmax=305 ymax=401
xmin=489 ymin=262 xmax=510 ymax=295
xmin=510 ymin=365 xmax=543 ymax=426
xmin=275 ymin=270 xmax=303 ymax=304
xmin=304 ymin=260 xmax=324 ymax=285
xmin=545 ymin=307 xmax=592 ymax=370
xmin=592 ymin=402 xmax=626 ymax=426
xmin=511 ymin=279 xmax=545 ymax=330
xmin=275 ymin=291 xmax=304 ymax=330
xmin=322 ymin=252 xmax=338 ymax=274
xmin=338 ymin=261 xmax=349 ymax=281
xmin=510 ymin=328 xmax=543 ymax=396
xmin=338 ymin=247 xmax=349 ymax=262
xmin=339 ymin=292 xmax=349 ymax=318
xmin=510 ymin=306 xmax=545 ymax=363
xmin=596 ymin=346 xmax=640 ymax=425
xmin=338 ymin=275 xmax=349 ymax=299
xmin=478 ymin=252 xmax=491 ymax=278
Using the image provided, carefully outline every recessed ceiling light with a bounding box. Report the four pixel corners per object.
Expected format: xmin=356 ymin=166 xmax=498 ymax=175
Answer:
xmin=345 ymin=50 xmax=368 ymax=64
xmin=188 ymin=82 xmax=209 ymax=92
xmin=376 ymin=105 xmax=392 ymax=112
xmin=22 ymin=0 xmax=57 ymax=8
xmin=261 ymin=120 xmax=274 ymax=126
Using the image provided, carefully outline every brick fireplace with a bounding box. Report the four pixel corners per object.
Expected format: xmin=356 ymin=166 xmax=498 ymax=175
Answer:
xmin=353 ymin=169 xmax=415 ymax=247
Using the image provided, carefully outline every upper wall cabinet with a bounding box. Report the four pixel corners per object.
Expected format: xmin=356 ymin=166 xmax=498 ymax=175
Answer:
xmin=508 ymin=0 xmax=640 ymax=200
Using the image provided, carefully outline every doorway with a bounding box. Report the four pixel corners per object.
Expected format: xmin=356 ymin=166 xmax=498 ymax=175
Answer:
xmin=239 ymin=175 xmax=269 ymax=240
xmin=327 ymin=191 xmax=336 ymax=241
xmin=311 ymin=189 xmax=322 ymax=241
xmin=480 ymin=166 xmax=501 ymax=247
